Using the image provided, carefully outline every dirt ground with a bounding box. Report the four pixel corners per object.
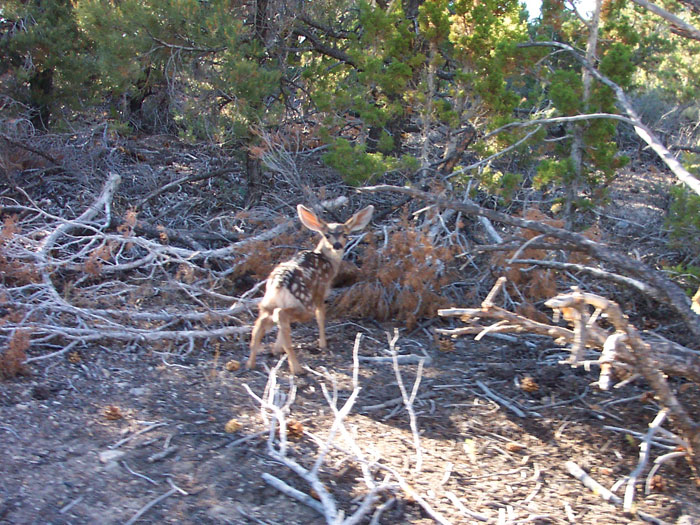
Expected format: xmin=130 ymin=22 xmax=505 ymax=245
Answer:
xmin=2 ymin=316 xmax=700 ymax=524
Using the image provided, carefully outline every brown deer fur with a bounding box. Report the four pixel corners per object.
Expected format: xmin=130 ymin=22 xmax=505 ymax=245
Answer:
xmin=247 ymin=204 xmax=374 ymax=374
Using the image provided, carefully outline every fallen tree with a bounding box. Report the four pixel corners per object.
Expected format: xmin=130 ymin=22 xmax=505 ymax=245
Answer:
xmin=0 ymin=172 xmax=291 ymax=373
xmin=361 ymin=183 xmax=700 ymax=479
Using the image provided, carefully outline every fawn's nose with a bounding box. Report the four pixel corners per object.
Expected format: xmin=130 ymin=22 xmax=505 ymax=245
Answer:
xmin=333 ymin=242 xmax=343 ymax=250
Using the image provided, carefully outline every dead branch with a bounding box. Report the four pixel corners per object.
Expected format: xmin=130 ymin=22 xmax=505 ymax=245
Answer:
xmin=546 ymin=290 xmax=700 ymax=472
xmin=0 ymin=172 xmax=294 ymax=366
xmin=136 ymin=167 xmax=237 ymax=209
xmin=388 ymin=329 xmax=425 ymax=473
xmin=624 ymin=408 xmax=669 ymax=512
xmin=565 ymin=462 xmax=666 ymax=524
xmin=243 ymin=335 xmax=455 ymax=524
xmin=123 ymin=487 xmax=181 ymax=525
xmin=1 ymin=132 xmax=60 ymax=166
xmin=630 ymin=0 xmax=700 ymax=41
xmin=361 ymin=184 xmax=700 ymax=340
xmin=243 ymin=342 xmax=395 ymax=525
xmin=509 ymin=258 xmax=658 ymax=296
xmin=475 ymin=380 xmax=528 ymax=418
xmin=565 ymin=461 xmax=621 ymax=504
xmin=439 ymin=277 xmax=700 ymax=474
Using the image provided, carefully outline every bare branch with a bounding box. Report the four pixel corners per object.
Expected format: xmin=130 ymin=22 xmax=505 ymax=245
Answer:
xmin=629 ymin=0 xmax=700 ymax=41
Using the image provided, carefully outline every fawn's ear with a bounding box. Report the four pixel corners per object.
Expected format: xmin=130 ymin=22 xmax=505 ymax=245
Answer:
xmin=344 ymin=205 xmax=374 ymax=232
xmin=297 ymin=205 xmax=327 ymax=233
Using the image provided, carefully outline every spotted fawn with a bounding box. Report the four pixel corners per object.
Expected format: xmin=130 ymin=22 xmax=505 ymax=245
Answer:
xmin=247 ymin=204 xmax=374 ymax=374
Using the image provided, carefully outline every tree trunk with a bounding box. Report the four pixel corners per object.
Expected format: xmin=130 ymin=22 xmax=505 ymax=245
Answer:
xmin=567 ymin=0 xmax=601 ymax=227
xmin=255 ymin=0 xmax=269 ymax=43
xmin=29 ymin=68 xmax=54 ymax=130
xmin=245 ymin=150 xmax=263 ymax=205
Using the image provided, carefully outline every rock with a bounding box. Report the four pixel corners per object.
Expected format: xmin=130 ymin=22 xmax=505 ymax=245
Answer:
xmin=129 ymin=387 xmax=149 ymax=396
xmin=98 ymin=449 xmax=126 ymax=464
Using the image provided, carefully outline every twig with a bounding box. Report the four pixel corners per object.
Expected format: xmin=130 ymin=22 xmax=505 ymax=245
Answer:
xmin=260 ymin=473 xmax=325 ymax=514
xmin=136 ymin=167 xmax=236 ymax=208
xmin=565 ymin=461 xmax=621 ymax=504
xmin=361 ymin=391 xmax=437 ymax=412
xmin=121 ymin=461 xmax=159 ymax=486
xmin=359 ymin=354 xmax=432 ymax=365
xmin=388 ymin=329 xmax=425 ymax=473
xmin=147 ymin=445 xmax=178 ymax=463
xmin=475 ymin=380 xmax=527 ymax=418
xmin=369 ymin=497 xmax=396 ymax=525
xmin=225 ymin=430 xmax=268 ymax=448
xmin=0 ymin=425 xmax=23 ymax=440
xmin=123 ymin=487 xmax=179 ymax=525
xmin=645 ymin=451 xmax=686 ymax=494
xmin=565 ymin=461 xmax=667 ymax=524
xmin=109 ymin=422 xmax=167 ymax=449
xmin=624 ymin=408 xmax=669 ymax=512
xmin=483 ymin=276 xmax=507 ymax=306
xmin=58 ymin=495 xmax=84 ymax=514
xmin=444 ymin=491 xmax=490 ymax=522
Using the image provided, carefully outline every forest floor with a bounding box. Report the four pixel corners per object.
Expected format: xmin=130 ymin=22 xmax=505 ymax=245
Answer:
xmin=1 ymin=133 xmax=699 ymax=524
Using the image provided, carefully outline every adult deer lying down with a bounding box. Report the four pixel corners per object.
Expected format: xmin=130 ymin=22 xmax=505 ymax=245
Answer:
xmin=247 ymin=204 xmax=374 ymax=374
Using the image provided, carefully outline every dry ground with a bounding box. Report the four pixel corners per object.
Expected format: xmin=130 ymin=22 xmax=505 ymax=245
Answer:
xmin=2 ymin=317 xmax=699 ymax=524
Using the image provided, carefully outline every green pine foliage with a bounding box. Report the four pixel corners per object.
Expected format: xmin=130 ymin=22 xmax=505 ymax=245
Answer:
xmin=75 ymin=0 xmax=281 ymax=137
xmin=603 ymin=0 xmax=700 ymax=102
xmin=528 ymin=3 xmax=640 ymax=215
xmin=322 ymin=138 xmax=419 ymax=186
xmin=305 ymin=0 xmax=527 ymax=183
xmin=1 ymin=0 xmax=94 ymax=128
xmin=0 ymin=0 xmax=696 ymax=224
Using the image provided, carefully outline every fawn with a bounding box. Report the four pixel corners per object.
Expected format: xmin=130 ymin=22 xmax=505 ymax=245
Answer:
xmin=247 ymin=204 xmax=374 ymax=374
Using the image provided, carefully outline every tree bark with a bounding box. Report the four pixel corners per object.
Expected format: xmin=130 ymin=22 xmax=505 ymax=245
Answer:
xmin=29 ymin=68 xmax=53 ymax=130
xmin=245 ymin=151 xmax=263 ymax=206
xmin=630 ymin=0 xmax=700 ymax=41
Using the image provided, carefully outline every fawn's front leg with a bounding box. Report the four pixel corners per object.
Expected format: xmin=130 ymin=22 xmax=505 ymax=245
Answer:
xmin=248 ymin=310 xmax=274 ymax=370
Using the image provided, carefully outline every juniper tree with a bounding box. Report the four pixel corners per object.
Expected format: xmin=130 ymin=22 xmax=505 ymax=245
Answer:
xmin=1 ymin=0 xmax=92 ymax=129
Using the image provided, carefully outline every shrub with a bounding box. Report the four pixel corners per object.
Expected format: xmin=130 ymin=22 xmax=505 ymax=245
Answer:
xmin=322 ymin=138 xmax=419 ymax=186
xmin=333 ymin=214 xmax=457 ymax=329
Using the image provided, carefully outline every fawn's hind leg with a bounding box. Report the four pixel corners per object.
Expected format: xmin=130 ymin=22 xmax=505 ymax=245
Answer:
xmin=275 ymin=309 xmax=302 ymax=375
xmin=272 ymin=327 xmax=284 ymax=355
xmin=315 ymin=303 xmax=327 ymax=350
xmin=247 ymin=310 xmax=274 ymax=370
